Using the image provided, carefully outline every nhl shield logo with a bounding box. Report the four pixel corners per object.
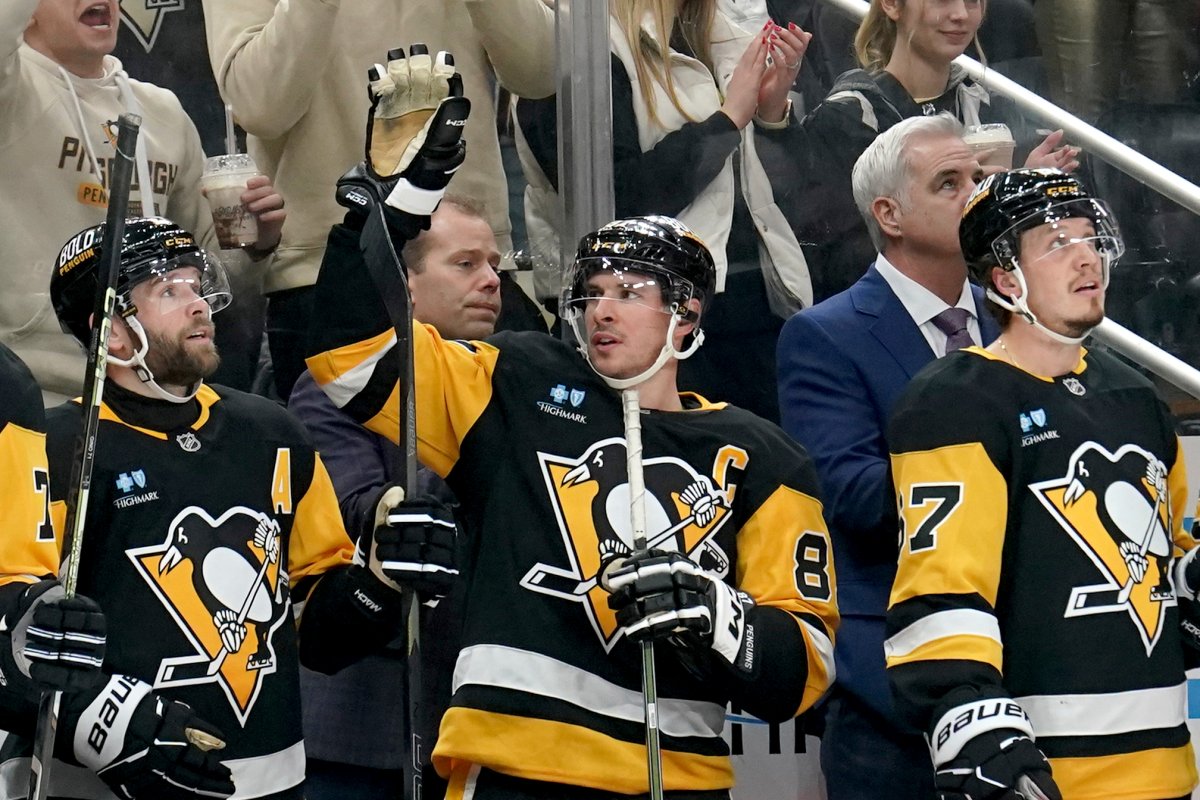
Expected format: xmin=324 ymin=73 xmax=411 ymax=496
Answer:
xmin=176 ymin=432 xmax=201 ymax=452
xmin=1062 ymin=377 xmax=1086 ymax=396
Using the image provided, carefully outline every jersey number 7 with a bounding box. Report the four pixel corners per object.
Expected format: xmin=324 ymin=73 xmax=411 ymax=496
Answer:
xmin=899 ymin=483 xmax=963 ymax=553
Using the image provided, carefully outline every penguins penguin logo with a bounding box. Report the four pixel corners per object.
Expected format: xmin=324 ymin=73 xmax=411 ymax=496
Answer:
xmin=119 ymin=0 xmax=185 ymax=53
xmin=523 ymin=437 xmax=738 ymax=651
xmin=1031 ymin=442 xmax=1175 ymax=654
xmin=128 ymin=506 xmax=289 ymax=723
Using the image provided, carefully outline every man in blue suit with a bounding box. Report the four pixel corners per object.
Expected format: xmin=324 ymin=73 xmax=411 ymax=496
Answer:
xmin=777 ymin=114 xmax=999 ymax=799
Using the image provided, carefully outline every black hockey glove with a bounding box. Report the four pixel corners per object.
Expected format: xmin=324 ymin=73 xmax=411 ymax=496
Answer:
xmin=356 ymin=486 xmax=459 ymax=598
xmin=605 ymin=549 xmax=758 ymax=676
xmin=60 ymin=673 xmax=235 ymax=800
xmin=1174 ymin=547 xmax=1200 ymax=652
xmin=336 ymin=44 xmax=470 ymax=231
xmin=930 ymin=697 xmax=1061 ymax=800
xmin=0 ymin=579 xmax=105 ymax=694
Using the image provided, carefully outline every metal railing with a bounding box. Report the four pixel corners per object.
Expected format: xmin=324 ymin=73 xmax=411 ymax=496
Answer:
xmin=819 ymin=0 xmax=1200 ymax=399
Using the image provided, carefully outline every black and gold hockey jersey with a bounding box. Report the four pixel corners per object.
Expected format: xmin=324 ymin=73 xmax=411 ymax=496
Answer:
xmin=19 ymin=383 xmax=355 ymax=800
xmin=0 ymin=343 xmax=55 ymax=594
xmin=886 ymin=346 xmax=1197 ymax=800
xmin=306 ymin=223 xmax=839 ymax=794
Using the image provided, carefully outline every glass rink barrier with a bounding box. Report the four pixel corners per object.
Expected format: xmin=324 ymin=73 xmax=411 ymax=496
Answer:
xmin=92 ymin=1 xmax=1200 ymax=799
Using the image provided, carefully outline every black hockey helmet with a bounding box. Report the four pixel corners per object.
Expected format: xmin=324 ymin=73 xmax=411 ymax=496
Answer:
xmin=959 ymin=168 xmax=1123 ymax=285
xmin=561 ymin=215 xmax=716 ymax=322
xmin=51 ymin=217 xmax=231 ymax=345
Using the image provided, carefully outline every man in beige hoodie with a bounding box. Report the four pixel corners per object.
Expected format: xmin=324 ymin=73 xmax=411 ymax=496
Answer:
xmin=203 ymin=0 xmax=557 ymax=401
xmin=0 ymin=0 xmax=285 ymax=405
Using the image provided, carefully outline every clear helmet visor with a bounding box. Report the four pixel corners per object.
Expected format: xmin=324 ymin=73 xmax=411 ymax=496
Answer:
xmin=992 ymin=198 xmax=1125 ymax=287
xmin=559 ymin=257 xmax=696 ymax=324
xmin=124 ymin=251 xmax=232 ymax=318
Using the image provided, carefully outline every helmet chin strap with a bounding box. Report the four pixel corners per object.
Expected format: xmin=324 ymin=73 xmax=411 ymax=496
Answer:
xmin=107 ymin=315 xmax=201 ymax=403
xmin=988 ymin=265 xmax=1091 ymax=346
xmin=574 ymin=312 xmax=705 ymax=391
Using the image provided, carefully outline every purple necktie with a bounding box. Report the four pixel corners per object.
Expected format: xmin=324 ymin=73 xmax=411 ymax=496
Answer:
xmin=931 ymin=307 xmax=973 ymax=356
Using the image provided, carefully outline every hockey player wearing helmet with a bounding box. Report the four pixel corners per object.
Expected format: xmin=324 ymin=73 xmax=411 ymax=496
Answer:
xmin=0 ymin=217 xmax=435 ymax=800
xmin=884 ymin=169 xmax=1198 ymax=800
xmin=305 ymin=46 xmax=839 ymax=799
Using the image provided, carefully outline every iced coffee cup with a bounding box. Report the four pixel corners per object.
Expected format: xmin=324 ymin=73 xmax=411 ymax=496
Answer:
xmin=963 ymin=123 xmax=1015 ymax=170
xmin=201 ymin=154 xmax=260 ymax=249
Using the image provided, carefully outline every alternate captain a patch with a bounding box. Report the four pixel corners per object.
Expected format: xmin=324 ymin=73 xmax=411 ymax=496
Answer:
xmin=521 ymin=437 xmax=746 ymax=651
xmin=128 ymin=506 xmax=289 ymax=724
xmin=1032 ymin=442 xmax=1176 ymax=654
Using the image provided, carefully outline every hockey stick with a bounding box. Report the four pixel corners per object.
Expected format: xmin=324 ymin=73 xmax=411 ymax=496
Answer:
xmin=621 ymin=389 xmax=665 ymax=800
xmin=1116 ymin=482 xmax=1165 ymax=605
xmin=28 ymin=113 xmax=142 ymax=800
xmin=358 ymin=202 xmax=423 ymax=800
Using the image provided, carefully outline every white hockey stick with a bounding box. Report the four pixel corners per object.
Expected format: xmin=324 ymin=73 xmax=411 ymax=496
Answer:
xmin=622 ymin=389 xmax=665 ymax=800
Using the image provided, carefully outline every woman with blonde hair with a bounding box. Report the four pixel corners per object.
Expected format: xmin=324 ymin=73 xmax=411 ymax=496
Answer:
xmin=515 ymin=0 xmax=813 ymax=422
xmin=755 ymin=0 xmax=1077 ymax=302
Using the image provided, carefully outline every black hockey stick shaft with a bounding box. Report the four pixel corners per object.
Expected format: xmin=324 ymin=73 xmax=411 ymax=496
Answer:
xmin=358 ymin=203 xmax=423 ymax=800
xmin=28 ymin=112 xmax=142 ymax=800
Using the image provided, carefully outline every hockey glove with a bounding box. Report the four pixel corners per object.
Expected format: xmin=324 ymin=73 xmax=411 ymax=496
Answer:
xmin=930 ymin=697 xmax=1061 ymax=800
xmin=0 ymin=580 xmax=105 ymax=694
xmin=356 ymin=485 xmax=459 ymax=598
xmin=336 ymin=45 xmax=470 ymax=225
xmin=1174 ymin=546 xmax=1200 ymax=652
xmin=605 ymin=549 xmax=758 ymax=676
xmin=61 ymin=673 xmax=235 ymax=800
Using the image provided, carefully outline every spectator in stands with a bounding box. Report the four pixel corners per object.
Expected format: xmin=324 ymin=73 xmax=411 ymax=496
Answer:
xmin=776 ymin=113 xmax=999 ymax=800
xmin=203 ymin=0 xmax=557 ymax=401
xmin=1035 ymin=0 xmax=1195 ymax=123
xmin=514 ymin=1 xmax=812 ymax=422
xmin=755 ymin=0 xmax=1077 ymax=304
xmin=1 ymin=0 xmax=284 ymax=405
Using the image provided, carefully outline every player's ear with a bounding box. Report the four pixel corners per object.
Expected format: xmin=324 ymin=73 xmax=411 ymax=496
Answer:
xmin=103 ymin=314 xmax=135 ymax=359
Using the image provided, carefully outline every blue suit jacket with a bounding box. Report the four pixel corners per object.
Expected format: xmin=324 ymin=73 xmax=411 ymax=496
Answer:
xmin=777 ymin=264 xmax=998 ymax=726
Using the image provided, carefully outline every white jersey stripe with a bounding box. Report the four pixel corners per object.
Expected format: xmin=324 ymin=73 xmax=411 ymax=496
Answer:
xmin=1017 ymin=682 xmax=1187 ymax=738
xmin=453 ymin=643 xmax=727 ymax=739
xmin=884 ymin=608 xmax=1002 ymax=658
xmin=322 ymin=332 xmax=398 ymax=409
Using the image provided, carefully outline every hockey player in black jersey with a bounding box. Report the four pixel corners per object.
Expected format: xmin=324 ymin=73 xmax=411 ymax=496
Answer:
xmin=885 ymin=168 xmax=1198 ymax=800
xmin=305 ymin=46 xmax=839 ymax=799
xmin=0 ymin=217 xmax=447 ymax=800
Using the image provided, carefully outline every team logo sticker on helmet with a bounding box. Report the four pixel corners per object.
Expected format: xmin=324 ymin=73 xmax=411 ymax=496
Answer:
xmin=1031 ymin=442 xmax=1176 ymax=654
xmin=127 ymin=506 xmax=289 ymax=724
xmin=521 ymin=437 xmax=744 ymax=651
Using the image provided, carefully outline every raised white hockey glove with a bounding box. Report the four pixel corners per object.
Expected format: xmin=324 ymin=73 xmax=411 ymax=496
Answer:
xmin=604 ymin=549 xmax=758 ymax=676
xmin=60 ymin=673 xmax=235 ymax=800
xmin=336 ymin=44 xmax=470 ymax=224
xmin=0 ymin=579 xmax=106 ymax=693
xmin=930 ymin=697 xmax=1061 ymax=800
xmin=356 ymin=485 xmax=459 ymax=598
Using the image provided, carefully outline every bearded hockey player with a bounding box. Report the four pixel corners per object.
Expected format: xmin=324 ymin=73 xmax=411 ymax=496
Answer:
xmin=0 ymin=217 xmax=444 ymax=800
xmin=303 ymin=46 xmax=839 ymax=799
xmin=885 ymin=169 xmax=1198 ymax=800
